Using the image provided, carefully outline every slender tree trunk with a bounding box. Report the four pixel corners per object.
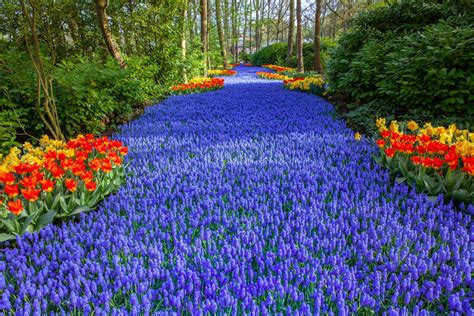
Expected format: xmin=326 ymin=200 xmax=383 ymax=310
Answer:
xmin=20 ymin=0 xmax=63 ymax=140
xmin=188 ymin=0 xmax=195 ymax=42
xmin=296 ymin=0 xmax=303 ymax=72
xmin=207 ymin=0 xmax=211 ymax=68
xmin=266 ymin=0 xmax=271 ymax=46
xmin=193 ymin=0 xmax=199 ymax=37
xmin=286 ymin=0 xmax=294 ymax=65
xmin=321 ymin=1 xmax=327 ymax=37
xmin=314 ymin=0 xmax=322 ymax=73
xmin=181 ymin=0 xmax=189 ymax=82
xmin=95 ymin=0 xmax=125 ymax=68
xmin=216 ymin=0 xmax=228 ymax=67
xmin=224 ymin=0 xmax=230 ymax=59
xmin=242 ymin=0 xmax=248 ymax=57
xmin=254 ymin=0 xmax=260 ymax=51
xmin=249 ymin=15 xmax=253 ymax=53
xmin=232 ymin=0 xmax=239 ymax=62
xmin=201 ymin=0 xmax=208 ymax=76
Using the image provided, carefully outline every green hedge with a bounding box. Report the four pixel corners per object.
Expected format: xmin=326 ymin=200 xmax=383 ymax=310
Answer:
xmin=251 ymin=39 xmax=336 ymax=70
xmin=0 ymin=48 xmax=169 ymax=154
xmin=327 ymin=0 xmax=474 ymax=133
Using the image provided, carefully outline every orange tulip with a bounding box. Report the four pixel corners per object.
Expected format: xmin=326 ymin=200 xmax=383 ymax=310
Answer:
xmin=22 ymin=187 xmax=41 ymax=202
xmin=4 ymin=184 xmax=19 ymax=197
xmin=7 ymin=199 xmax=23 ymax=216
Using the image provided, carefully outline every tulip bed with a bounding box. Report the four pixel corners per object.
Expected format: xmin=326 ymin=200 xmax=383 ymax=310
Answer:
xmin=256 ymin=72 xmax=289 ymax=80
xmin=262 ymin=64 xmax=295 ymax=73
xmin=0 ymin=66 xmax=472 ymax=314
xmin=0 ymin=135 xmax=128 ymax=241
xmin=208 ymin=69 xmax=237 ymax=77
xmin=374 ymin=118 xmax=474 ymax=204
xmin=170 ymin=78 xmax=224 ymax=94
xmin=284 ymin=77 xmax=326 ymax=96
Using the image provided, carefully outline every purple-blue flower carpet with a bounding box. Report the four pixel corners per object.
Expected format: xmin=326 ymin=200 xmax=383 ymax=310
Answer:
xmin=1 ymin=67 xmax=472 ymax=315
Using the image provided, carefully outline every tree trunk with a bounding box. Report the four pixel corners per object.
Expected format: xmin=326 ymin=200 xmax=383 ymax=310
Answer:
xmin=216 ymin=0 xmax=228 ymax=67
xmin=181 ymin=0 xmax=189 ymax=82
xmin=201 ymin=0 xmax=208 ymax=76
xmin=314 ymin=0 xmax=322 ymax=73
xmin=232 ymin=0 xmax=239 ymax=62
xmin=254 ymin=0 xmax=260 ymax=51
xmin=95 ymin=0 xmax=125 ymax=68
xmin=242 ymin=0 xmax=248 ymax=57
xmin=249 ymin=17 xmax=252 ymax=53
xmin=266 ymin=0 xmax=271 ymax=46
xmin=296 ymin=0 xmax=303 ymax=72
xmin=20 ymin=0 xmax=63 ymax=140
xmin=286 ymin=0 xmax=294 ymax=65
xmin=224 ymin=0 xmax=230 ymax=59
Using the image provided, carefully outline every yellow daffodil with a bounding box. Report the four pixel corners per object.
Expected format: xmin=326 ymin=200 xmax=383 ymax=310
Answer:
xmin=389 ymin=121 xmax=399 ymax=133
xmin=406 ymin=120 xmax=419 ymax=131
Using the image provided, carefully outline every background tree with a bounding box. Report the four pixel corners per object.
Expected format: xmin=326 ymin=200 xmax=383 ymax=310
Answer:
xmin=216 ymin=0 xmax=228 ymax=67
xmin=313 ymin=0 xmax=322 ymax=73
xmin=286 ymin=0 xmax=294 ymax=65
xmin=19 ymin=0 xmax=63 ymax=140
xmin=201 ymin=0 xmax=208 ymax=76
xmin=95 ymin=0 xmax=125 ymax=68
xmin=296 ymin=0 xmax=303 ymax=72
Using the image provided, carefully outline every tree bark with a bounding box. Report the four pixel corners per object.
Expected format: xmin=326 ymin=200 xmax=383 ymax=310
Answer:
xmin=253 ymin=0 xmax=261 ymax=51
xmin=286 ymin=0 xmax=294 ymax=65
xmin=314 ymin=0 xmax=322 ymax=73
xmin=266 ymin=0 xmax=271 ymax=46
xmin=224 ymin=0 xmax=230 ymax=59
xmin=216 ymin=0 xmax=228 ymax=67
xmin=20 ymin=0 xmax=63 ymax=140
xmin=296 ymin=0 xmax=303 ymax=72
xmin=95 ymin=0 xmax=125 ymax=68
xmin=200 ymin=0 xmax=208 ymax=76
xmin=242 ymin=0 xmax=248 ymax=57
xmin=181 ymin=0 xmax=189 ymax=82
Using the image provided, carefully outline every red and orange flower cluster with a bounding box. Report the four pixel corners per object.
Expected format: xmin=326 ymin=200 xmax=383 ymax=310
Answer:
xmin=262 ymin=64 xmax=295 ymax=73
xmin=208 ymin=69 xmax=237 ymax=77
xmin=256 ymin=72 xmax=289 ymax=80
xmin=283 ymin=77 xmax=305 ymax=85
xmin=171 ymin=78 xmax=224 ymax=94
xmin=0 ymin=134 xmax=128 ymax=216
xmin=376 ymin=119 xmax=474 ymax=176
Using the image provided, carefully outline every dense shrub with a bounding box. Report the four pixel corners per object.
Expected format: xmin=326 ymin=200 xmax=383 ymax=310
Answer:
xmin=251 ymin=39 xmax=336 ymax=70
xmin=0 ymin=47 xmax=169 ymax=154
xmin=327 ymin=0 xmax=474 ymax=133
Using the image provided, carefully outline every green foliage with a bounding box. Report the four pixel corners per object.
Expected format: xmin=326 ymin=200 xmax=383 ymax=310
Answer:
xmin=0 ymin=44 xmax=167 ymax=153
xmin=281 ymin=70 xmax=323 ymax=78
xmin=251 ymin=38 xmax=336 ymax=70
xmin=251 ymin=42 xmax=288 ymax=67
xmin=374 ymin=149 xmax=473 ymax=205
xmin=379 ymin=23 xmax=474 ymax=117
xmin=0 ymin=0 xmax=199 ymax=154
xmin=328 ymin=0 xmax=474 ymax=131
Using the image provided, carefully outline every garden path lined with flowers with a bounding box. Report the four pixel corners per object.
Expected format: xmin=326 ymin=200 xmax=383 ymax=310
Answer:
xmin=1 ymin=66 xmax=472 ymax=314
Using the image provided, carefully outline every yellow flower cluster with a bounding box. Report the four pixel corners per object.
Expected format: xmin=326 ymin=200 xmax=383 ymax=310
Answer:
xmin=376 ymin=118 xmax=474 ymax=157
xmin=0 ymin=136 xmax=76 ymax=174
xmin=188 ymin=78 xmax=215 ymax=84
xmin=208 ymin=69 xmax=236 ymax=76
xmin=286 ymin=77 xmax=324 ymax=91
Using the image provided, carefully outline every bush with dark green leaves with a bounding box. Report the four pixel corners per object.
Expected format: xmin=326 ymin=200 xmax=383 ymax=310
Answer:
xmin=251 ymin=39 xmax=336 ymax=70
xmin=0 ymin=47 xmax=169 ymax=154
xmin=327 ymin=0 xmax=474 ymax=134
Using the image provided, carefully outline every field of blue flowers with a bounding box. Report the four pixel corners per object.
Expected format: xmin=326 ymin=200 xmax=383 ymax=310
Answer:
xmin=0 ymin=67 xmax=472 ymax=314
